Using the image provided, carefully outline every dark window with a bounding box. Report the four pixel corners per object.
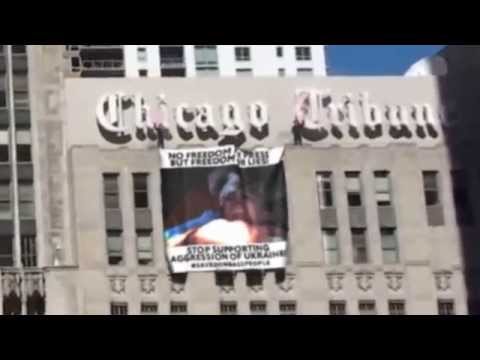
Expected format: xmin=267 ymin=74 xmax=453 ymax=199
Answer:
xmin=170 ymin=302 xmax=188 ymax=315
xmin=278 ymin=68 xmax=286 ymax=77
xmin=3 ymin=291 xmax=21 ymax=315
xmin=1 ymin=147 xmax=11 ymax=165
xmin=0 ymin=91 xmax=6 ymax=108
xmin=161 ymin=68 xmax=186 ymax=77
xmin=138 ymin=69 xmax=148 ymax=77
xmin=297 ymin=68 xmax=313 ymax=76
xmin=141 ymin=302 xmax=158 ymax=315
xmin=279 ymin=301 xmax=297 ymax=315
xmin=316 ymin=172 xmax=334 ymax=208
xmin=0 ymin=235 xmax=13 ymax=267
xmin=26 ymin=290 xmax=45 ymax=315
xmin=246 ymin=270 xmax=263 ymax=288
xmin=250 ymin=301 xmax=267 ymax=315
xmin=235 ymin=47 xmax=251 ymax=62
xmin=21 ymin=236 xmax=36 ymax=267
xmin=103 ymin=174 xmax=119 ymax=209
xmin=159 ymin=46 xmax=185 ymax=64
xmin=236 ymin=68 xmax=252 ymax=77
xmin=107 ymin=230 xmax=123 ymax=266
xmin=110 ymin=302 xmax=128 ymax=315
xmin=12 ymin=45 xmax=26 ymax=54
xmin=133 ymin=174 xmax=149 ymax=209
xmin=220 ymin=301 xmax=237 ymax=315
xmin=295 ymin=46 xmax=312 ymax=61
xmin=71 ymin=57 xmax=80 ymax=68
xmin=215 ymin=272 xmax=234 ymax=288
xmin=329 ymin=301 xmax=347 ymax=315
xmin=359 ymin=300 xmax=376 ymax=315
xmin=423 ymin=171 xmax=440 ymax=206
xmin=16 ymin=144 xmax=31 ymax=163
xmin=438 ymin=300 xmax=455 ymax=315
xmin=276 ymin=46 xmax=283 ymax=57
xmin=346 ymin=172 xmax=362 ymax=207
xmin=451 ymin=170 xmax=474 ymax=226
xmin=352 ymin=229 xmax=368 ymax=264
xmin=389 ymin=300 xmax=406 ymax=315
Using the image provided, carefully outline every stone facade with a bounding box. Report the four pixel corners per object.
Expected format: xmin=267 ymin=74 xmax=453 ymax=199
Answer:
xmin=11 ymin=45 xmax=473 ymax=315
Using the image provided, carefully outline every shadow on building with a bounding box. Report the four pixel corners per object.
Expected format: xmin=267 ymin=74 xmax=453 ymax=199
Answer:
xmin=436 ymin=45 xmax=480 ymax=314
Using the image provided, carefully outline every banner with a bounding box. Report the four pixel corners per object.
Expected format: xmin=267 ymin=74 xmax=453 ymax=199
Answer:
xmin=161 ymin=145 xmax=289 ymax=273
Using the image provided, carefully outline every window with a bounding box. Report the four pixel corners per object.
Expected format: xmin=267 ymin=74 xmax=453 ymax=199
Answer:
xmin=195 ymin=45 xmax=218 ymax=67
xmin=295 ymin=46 xmax=312 ymax=61
xmin=316 ymin=172 xmax=334 ymax=208
xmin=250 ymin=301 xmax=267 ymax=315
xmin=346 ymin=172 xmax=362 ymax=207
xmin=141 ymin=302 xmax=158 ymax=315
xmin=329 ymin=301 xmax=347 ymax=315
xmin=16 ymin=145 xmax=31 ymax=163
xmin=137 ymin=47 xmax=147 ymax=62
xmin=220 ymin=301 xmax=237 ymax=315
xmin=107 ymin=230 xmax=123 ymax=266
xmin=423 ymin=171 xmax=440 ymax=206
xmin=359 ymin=300 xmax=376 ymax=315
xmin=133 ymin=173 xmax=149 ymax=209
xmin=0 ymin=145 xmax=9 ymax=163
xmin=103 ymin=174 xmax=120 ymax=209
xmin=171 ymin=302 xmax=188 ymax=315
xmin=297 ymin=68 xmax=313 ymax=76
xmin=137 ymin=230 xmax=153 ymax=266
xmin=215 ymin=272 xmax=234 ymax=288
xmin=389 ymin=300 xmax=406 ymax=315
xmin=21 ymin=236 xmax=36 ymax=267
xmin=14 ymin=89 xmax=29 ymax=108
xmin=26 ymin=290 xmax=45 ymax=315
xmin=110 ymin=302 xmax=128 ymax=315
xmin=0 ymin=236 xmax=13 ymax=267
xmin=12 ymin=45 xmax=26 ymax=54
xmin=246 ymin=270 xmax=263 ymax=288
xmin=451 ymin=170 xmax=474 ymax=226
xmin=0 ymin=91 xmax=6 ymax=108
xmin=276 ymin=46 xmax=284 ymax=58
xmin=236 ymin=68 xmax=252 ymax=77
xmin=322 ymin=228 xmax=340 ymax=266
xmin=235 ymin=47 xmax=251 ymax=61
xmin=279 ymin=301 xmax=297 ymax=315
xmin=278 ymin=68 xmax=285 ymax=77
xmin=0 ymin=180 xmax=11 ymax=219
xmin=352 ymin=228 xmax=368 ymax=264
xmin=438 ymin=300 xmax=455 ymax=315
xmin=381 ymin=228 xmax=399 ymax=264
xmin=138 ymin=69 xmax=148 ymax=77
xmin=375 ymin=171 xmax=392 ymax=206
xmin=18 ymin=180 xmax=34 ymax=219
xmin=159 ymin=46 xmax=185 ymax=65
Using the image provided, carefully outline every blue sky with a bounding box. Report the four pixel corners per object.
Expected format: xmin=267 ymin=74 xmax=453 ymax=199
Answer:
xmin=326 ymin=45 xmax=446 ymax=76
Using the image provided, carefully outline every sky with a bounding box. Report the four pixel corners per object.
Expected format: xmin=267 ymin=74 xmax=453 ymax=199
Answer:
xmin=326 ymin=45 xmax=446 ymax=76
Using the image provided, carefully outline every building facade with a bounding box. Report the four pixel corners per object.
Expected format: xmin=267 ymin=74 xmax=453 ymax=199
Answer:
xmin=65 ymin=45 xmax=327 ymax=79
xmin=0 ymin=45 xmax=474 ymax=315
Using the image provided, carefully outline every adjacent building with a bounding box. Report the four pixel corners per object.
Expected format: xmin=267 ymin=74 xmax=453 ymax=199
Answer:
xmin=65 ymin=45 xmax=327 ymax=78
xmin=0 ymin=45 xmax=475 ymax=315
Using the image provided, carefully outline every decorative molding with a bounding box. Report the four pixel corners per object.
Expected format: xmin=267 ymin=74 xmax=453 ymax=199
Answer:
xmin=355 ymin=272 xmax=374 ymax=292
xmin=434 ymin=271 xmax=453 ymax=292
xmin=169 ymin=275 xmax=186 ymax=295
xmin=327 ymin=272 xmax=345 ymax=292
xmin=108 ymin=275 xmax=127 ymax=295
xmin=385 ymin=272 xmax=404 ymax=292
xmin=139 ymin=275 xmax=157 ymax=295
xmin=278 ymin=272 xmax=296 ymax=293
xmin=1 ymin=271 xmax=22 ymax=296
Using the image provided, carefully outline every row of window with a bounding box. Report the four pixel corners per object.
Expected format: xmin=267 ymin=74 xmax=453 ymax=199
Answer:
xmin=317 ymin=170 xmax=474 ymax=227
xmin=110 ymin=299 xmax=456 ymax=315
xmin=234 ymin=46 xmax=312 ymax=62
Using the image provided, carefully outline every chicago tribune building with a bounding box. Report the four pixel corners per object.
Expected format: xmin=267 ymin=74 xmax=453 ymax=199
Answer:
xmin=0 ymin=44 xmax=478 ymax=315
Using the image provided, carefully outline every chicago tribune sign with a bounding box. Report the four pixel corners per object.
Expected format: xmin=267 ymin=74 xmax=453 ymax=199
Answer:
xmin=96 ymin=90 xmax=449 ymax=146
